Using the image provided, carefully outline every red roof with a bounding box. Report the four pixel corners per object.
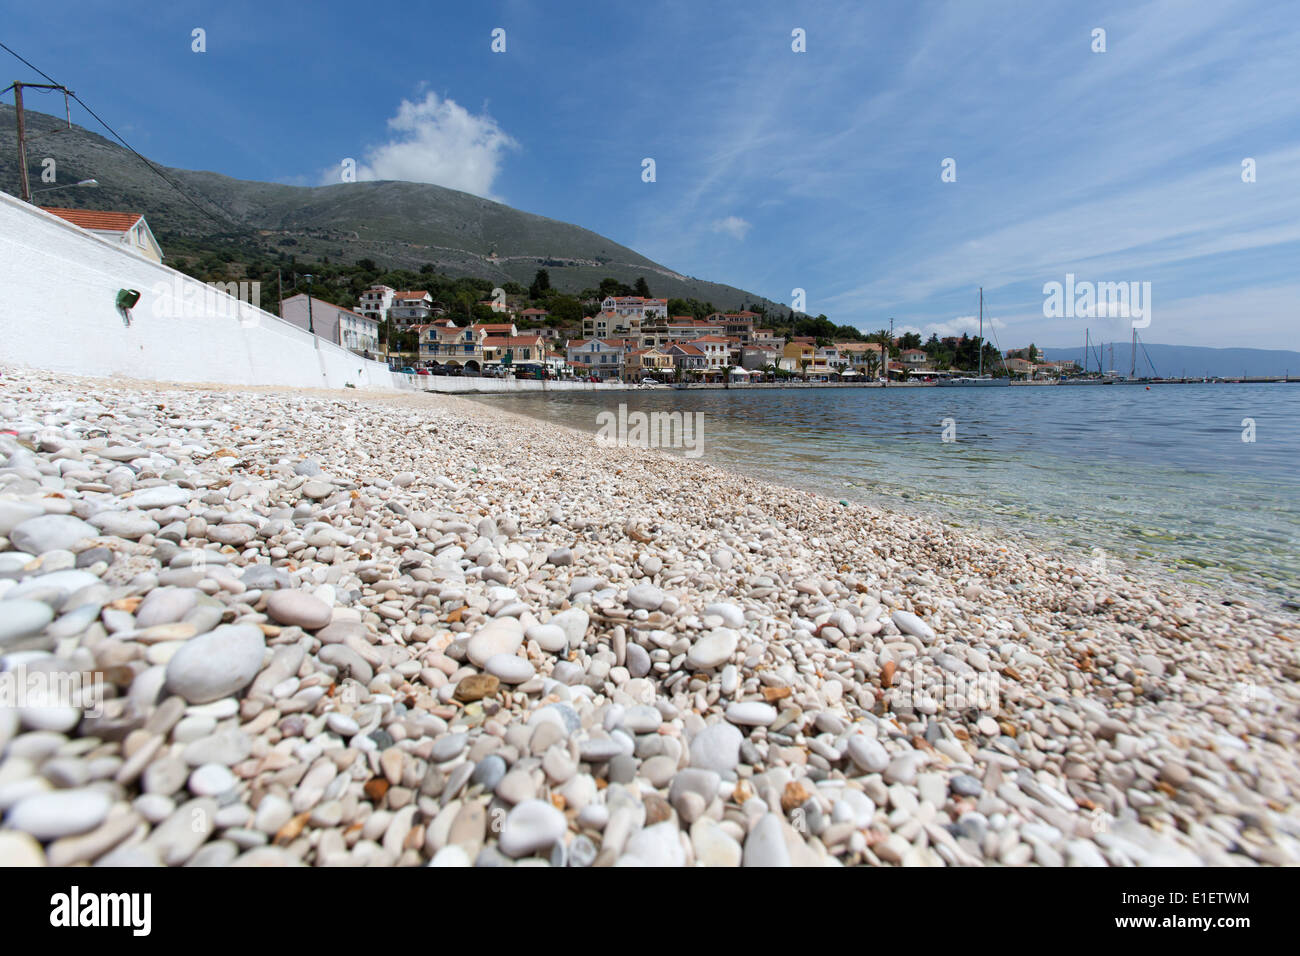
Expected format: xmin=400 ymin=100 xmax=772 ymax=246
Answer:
xmin=394 ymin=290 xmax=430 ymax=300
xmin=41 ymin=207 xmax=143 ymax=233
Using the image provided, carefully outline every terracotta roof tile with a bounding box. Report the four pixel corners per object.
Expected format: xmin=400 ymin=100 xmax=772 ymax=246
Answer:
xmin=41 ymin=207 xmax=143 ymax=233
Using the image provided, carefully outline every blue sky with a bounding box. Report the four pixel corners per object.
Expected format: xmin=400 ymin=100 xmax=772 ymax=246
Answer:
xmin=5 ymin=0 xmax=1299 ymax=348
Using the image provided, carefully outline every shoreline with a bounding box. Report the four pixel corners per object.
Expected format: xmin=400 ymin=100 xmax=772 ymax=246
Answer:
xmin=1 ymin=366 xmax=1297 ymax=867
xmin=466 ymin=390 xmax=1295 ymax=614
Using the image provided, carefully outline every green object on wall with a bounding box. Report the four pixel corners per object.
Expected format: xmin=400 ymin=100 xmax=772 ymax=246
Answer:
xmin=116 ymin=288 xmax=141 ymax=310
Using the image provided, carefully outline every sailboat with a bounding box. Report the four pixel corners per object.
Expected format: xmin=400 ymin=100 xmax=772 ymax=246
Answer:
xmin=937 ymin=288 xmax=1010 ymax=386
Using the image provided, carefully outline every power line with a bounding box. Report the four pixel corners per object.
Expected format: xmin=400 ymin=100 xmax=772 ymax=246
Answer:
xmin=1 ymin=40 xmax=236 ymax=228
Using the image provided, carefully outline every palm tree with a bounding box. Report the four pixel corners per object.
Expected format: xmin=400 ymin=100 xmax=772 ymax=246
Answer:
xmin=871 ymin=328 xmax=892 ymax=383
xmin=799 ymin=358 xmax=810 ymax=381
xmin=863 ymin=351 xmax=879 ymax=380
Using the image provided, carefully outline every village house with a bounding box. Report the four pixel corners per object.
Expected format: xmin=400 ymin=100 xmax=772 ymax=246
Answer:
xmin=740 ymin=344 xmax=782 ymax=371
xmin=663 ymin=342 xmax=708 ymax=376
xmin=692 ymin=335 xmax=733 ymax=370
xmin=389 ymin=291 xmax=434 ymax=327
xmin=623 ymin=346 xmax=674 ymax=380
xmin=41 ymin=207 xmax=164 ymax=262
xmin=482 ymin=333 xmax=546 ymax=367
xmin=471 ymin=322 xmax=518 ymax=338
xmin=357 ymin=285 xmax=396 ymax=323
xmin=566 ymin=338 xmax=627 ymax=380
xmin=582 ymin=310 xmax=627 ymax=339
xmin=816 ymin=345 xmax=842 ymax=369
xmin=517 ymin=307 xmax=549 ymax=325
xmin=419 ymin=321 xmax=489 ymax=371
xmin=901 ymin=348 xmax=931 ymax=371
xmin=835 ymin=343 xmax=878 ymax=372
xmin=705 ymin=311 xmax=759 ymax=344
xmin=279 ymin=294 xmax=380 ymax=355
xmin=781 ymin=340 xmax=816 ymax=373
xmin=639 ymin=317 xmax=725 ymax=349
xmin=602 ymin=295 xmax=669 ymax=322
xmin=521 ymin=326 xmax=566 ymax=343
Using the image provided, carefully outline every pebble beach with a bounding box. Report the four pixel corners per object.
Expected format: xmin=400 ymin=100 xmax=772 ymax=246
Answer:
xmin=1 ymin=365 xmax=1297 ymax=867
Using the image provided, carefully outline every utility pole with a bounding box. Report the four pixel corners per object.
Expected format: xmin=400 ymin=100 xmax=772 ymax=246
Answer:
xmin=884 ymin=317 xmax=893 ymax=387
xmin=5 ymin=81 xmax=75 ymax=202
xmin=13 ymin=82 xmax=27 ymax=201
xmin=303 ymin=275 xmax=315 ymax=335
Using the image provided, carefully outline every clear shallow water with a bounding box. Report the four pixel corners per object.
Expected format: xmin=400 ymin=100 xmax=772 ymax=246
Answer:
xmin=474 ymin=384 xmax=1300 ymax=606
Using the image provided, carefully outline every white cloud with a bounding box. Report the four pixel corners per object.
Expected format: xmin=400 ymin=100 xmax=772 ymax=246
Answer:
xmin=921 ymin=314 xmax=1008 ymax=339
xmin=343 ymin=93 xmax=519 ymax=200
xmin=710 ymin=216 xmax=752 ymax=240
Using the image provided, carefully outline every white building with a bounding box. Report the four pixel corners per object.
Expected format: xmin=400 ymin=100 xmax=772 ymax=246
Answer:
xmin=566 ymin=338 xmax=627 ymax=380
xmin=389 ymin=290 xmax=434 ymax=327
xmin=358 ymin=285 xmax=396 ymax=322
xmin=40 ymin=207 xmax=163 ymax=263
xmin=692 ymin=335 xmax=732 ymax=369
xmin=280 ymin=294 xmax=380 ymax=355
xmin=601 ymin=295 xmax=668 ymax=323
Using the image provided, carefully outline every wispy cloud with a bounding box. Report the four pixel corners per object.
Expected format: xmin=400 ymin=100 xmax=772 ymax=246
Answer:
xmin=331 ymin=92 xmax=519 ymax=200
xmin=710 ymin=216 xmax=752 ymax=240
xmin=915 ymin=315 xmax=1008 ymax=339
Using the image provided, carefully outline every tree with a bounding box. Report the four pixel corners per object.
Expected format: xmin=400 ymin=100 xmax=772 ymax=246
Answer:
xmin=900 ymin=331 xmax=922 ymax=350
xmin=529 ymin=269 xmax=551 ymax=300
xmin=455 ymin=289 xmax=476 ymax=319
xmin=871 ymin=328 xmax=892 ymax=380
xmin=547 ymin=294 xmax=583 ymax=323
xmin=357 ymin=258 xmax=378 ymax=273
xmin=634 ymin=276 xmax=651 ymax=298
xmin=1028 ymin=343 xmax=1039 ymax=362
xmin=599 ymin=277 xmax=630 ymax=299
xmin=863 ymin=351 xmax=879 ymax=379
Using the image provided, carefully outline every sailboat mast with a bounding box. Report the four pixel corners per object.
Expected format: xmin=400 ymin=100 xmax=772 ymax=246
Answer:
xmin=978 ymin=287 xmax=984 ymax=378
xmin=1130 ymin=327 xmax=1137 ymax=380
xmin=1085 ymin=328 xmax=1089 ymax=375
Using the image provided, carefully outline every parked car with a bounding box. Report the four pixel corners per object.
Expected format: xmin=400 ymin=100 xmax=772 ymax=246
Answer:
xmin=640 ymin=377 xmax=661 ymax=385
xmin=396 ymin=367 xmax=416 ymax=374
xmin=416 ymin=368 xmax=431 ymax=376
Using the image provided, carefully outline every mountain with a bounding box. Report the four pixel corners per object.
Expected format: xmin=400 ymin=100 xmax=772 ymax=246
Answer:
xmin=0 ymin=103 xmax=776 ymax=309
xmin=1041 ymin=342 xmax=1300 ymax=379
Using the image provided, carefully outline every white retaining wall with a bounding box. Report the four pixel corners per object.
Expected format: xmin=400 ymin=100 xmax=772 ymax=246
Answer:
xmin=0 ymin=192 xmax=406 ymax=391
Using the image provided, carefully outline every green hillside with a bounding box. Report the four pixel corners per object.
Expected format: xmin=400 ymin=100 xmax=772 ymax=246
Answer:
xmin=0 ymin=103 xmax=780 ymax=310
